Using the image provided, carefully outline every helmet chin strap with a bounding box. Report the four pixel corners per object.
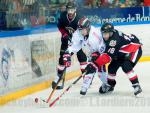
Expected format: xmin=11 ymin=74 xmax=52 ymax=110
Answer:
xmin=84 ymin=35 xmax=89 ymax=40
xmin=87 ymin=27 xmax=90 ymax=34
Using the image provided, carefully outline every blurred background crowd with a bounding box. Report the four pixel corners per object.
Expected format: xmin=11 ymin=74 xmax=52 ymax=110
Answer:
xmin=0 ymin=0 xmax=150 ymax=31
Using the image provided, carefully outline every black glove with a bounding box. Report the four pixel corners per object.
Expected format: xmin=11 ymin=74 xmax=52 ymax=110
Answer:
xmin=63 ymin=51 xmax=71 ymax=67
xmin=91 ymin=52 xmax=100 ymax=61
xmin=85 ymin=63 xmax=97 ymax=74
xmin=62 ymin=35 xmax=72 ymax=42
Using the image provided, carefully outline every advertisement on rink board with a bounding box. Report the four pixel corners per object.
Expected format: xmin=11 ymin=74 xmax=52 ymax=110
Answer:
xmin=0 ymin=36 xmax=32 ymax=95
xmin=0 ymin=33 xmax=58 ymax=95
xmin=47 ymin=6 xmax=150 ymax=24
xmin=29 ymin=32 xmax=57 ymax=79
xmin=0 ymin=29 xmax=80 ymax=95
xmin=79 ymin=7 xmax=150 ymax=24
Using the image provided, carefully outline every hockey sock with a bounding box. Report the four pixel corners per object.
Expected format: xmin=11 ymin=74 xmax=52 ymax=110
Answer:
xmin=98 ymin=65 xmax=107 ymax=84
xmin=99 ymin=72 xmax=107 ymax=84
xmin=80 ymin=62 xmax=88 ymax=74
xmin=81 ymin=73 xmax=95 ymax=90
xmin=54 ymin=65 xmax=65 ymax=83
xmin=126 ymin=70 xmax=139 ymax=85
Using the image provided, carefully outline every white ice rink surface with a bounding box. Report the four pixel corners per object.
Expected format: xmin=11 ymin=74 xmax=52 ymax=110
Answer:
xmin=0 ymin=62 xmax=150 ymax=113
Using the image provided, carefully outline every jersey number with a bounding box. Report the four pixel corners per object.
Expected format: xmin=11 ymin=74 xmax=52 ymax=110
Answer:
xmin=124 ymin=34 xmax=135 ymax=41
xmin=108 ymin=48 xmax=115 ymax=54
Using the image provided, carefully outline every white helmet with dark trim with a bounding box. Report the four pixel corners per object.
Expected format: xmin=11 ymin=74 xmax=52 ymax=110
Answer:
xmin=78 ymin=17 xmax=90 ymax=30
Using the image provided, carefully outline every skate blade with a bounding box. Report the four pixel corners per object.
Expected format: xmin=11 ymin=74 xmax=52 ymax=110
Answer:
xmin=135 ymin=92 xmax=145 ymax=98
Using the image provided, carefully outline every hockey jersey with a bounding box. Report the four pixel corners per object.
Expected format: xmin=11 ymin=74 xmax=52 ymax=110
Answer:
xmin=94 ymin=30 xmax=142 ymax=67
xmin=57 ymin=11 xmax=83 ymax=37
xmin=67 ymin=26 xmax=106 ymax=57
xmin=104 ymin=30 xmax=141 ymax=60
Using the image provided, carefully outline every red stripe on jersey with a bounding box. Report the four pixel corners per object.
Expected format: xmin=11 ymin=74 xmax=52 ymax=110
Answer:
xmin=130 ymin=52 xmax=136 ymax=61
xmin=129 ymin=75 xmax=138 ymax=81
xmin=119 ymin=43 xmax=141 ymax=53
xmin=80 ymin=62 xmax=88 ymax=65
xmin=58 ymin=27 xmax=68 ymax=37
xmin=131 ymin=49 xmax=139 ymax=63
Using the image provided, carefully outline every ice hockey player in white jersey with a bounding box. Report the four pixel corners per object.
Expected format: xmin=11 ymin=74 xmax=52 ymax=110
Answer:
xmin=63 ymin=17 xmax=107 ymax=95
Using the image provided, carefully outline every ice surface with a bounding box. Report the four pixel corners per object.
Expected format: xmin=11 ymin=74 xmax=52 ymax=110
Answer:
xmin=0 ymin=62 xmax=150 ymax=113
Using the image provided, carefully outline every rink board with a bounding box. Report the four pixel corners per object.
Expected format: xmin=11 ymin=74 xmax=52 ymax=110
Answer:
xmin=0 ymin=30 xmax=80 ymax=105
xmin=0 ymin=24 xmax=150 ymax=105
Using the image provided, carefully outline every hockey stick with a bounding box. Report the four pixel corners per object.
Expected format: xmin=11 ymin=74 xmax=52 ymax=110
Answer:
xmin=49 ymin=72 xmax=86 ymax=107
xmin=42 ymin=68 xmax=67 ymax=103
xmin=56 ymin=68 xmax=66 ymax=90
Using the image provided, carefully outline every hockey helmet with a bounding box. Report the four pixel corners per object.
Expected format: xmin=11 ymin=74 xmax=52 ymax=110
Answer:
xmin=101 ymin=23 xmax=114 ymax=33
xmin=66 ymin=2 xmax=76 ymax=9
xmin=78 ymin=17 xmax=90 ymax=30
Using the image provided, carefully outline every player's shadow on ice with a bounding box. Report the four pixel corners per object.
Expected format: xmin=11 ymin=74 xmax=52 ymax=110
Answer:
xmin=86 ymin=91 xmax=133 ymax=98
xmin=111 ymin=91 xmax=133 ymax=97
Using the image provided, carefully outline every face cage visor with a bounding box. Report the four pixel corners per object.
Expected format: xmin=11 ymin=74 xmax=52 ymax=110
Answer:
xmin=67 ymin=8 xmax=76 ymax=15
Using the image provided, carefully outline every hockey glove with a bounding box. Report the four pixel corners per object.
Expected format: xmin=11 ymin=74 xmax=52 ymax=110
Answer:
xmin=85 ymin=63 xmax=97 ymax=74
xmin=94 ymin=53 xmax=111 ymax=66
xmin=91 ymin=52 xmax=100 ymax=61
xmin=63 ymin=51 xmax=71 ymax=67
xmin=62 ymin=35 xmax=72 ymax=45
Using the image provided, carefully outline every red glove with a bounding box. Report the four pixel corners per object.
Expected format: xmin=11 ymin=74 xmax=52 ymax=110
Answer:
xmin=63 ymin=53 xmax=71 ymax=67
xmin=62 ymin=33 xmax=69 ymax=39
xmin=94 ymin=53 xmax=111 ymax=66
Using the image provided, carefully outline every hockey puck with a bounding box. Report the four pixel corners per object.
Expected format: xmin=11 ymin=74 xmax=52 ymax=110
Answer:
xmin=35 ymin=98 xmax=39 ymax=103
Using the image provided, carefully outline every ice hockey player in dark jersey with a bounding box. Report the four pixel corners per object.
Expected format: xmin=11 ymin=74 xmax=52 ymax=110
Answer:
xmin=52 ymin=2 xmax=87 ymax=89
xmin=91 ymin=23 xmax=143 ymax=97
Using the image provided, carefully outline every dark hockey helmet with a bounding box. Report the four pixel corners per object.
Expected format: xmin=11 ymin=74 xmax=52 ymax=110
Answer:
xmin=66 ymin=2 xmax=76 ymax=9
xmin=78 ymin=17 xmax=90 ymax=30
xmin=101 ymin=23 xmax=114 ymax=33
